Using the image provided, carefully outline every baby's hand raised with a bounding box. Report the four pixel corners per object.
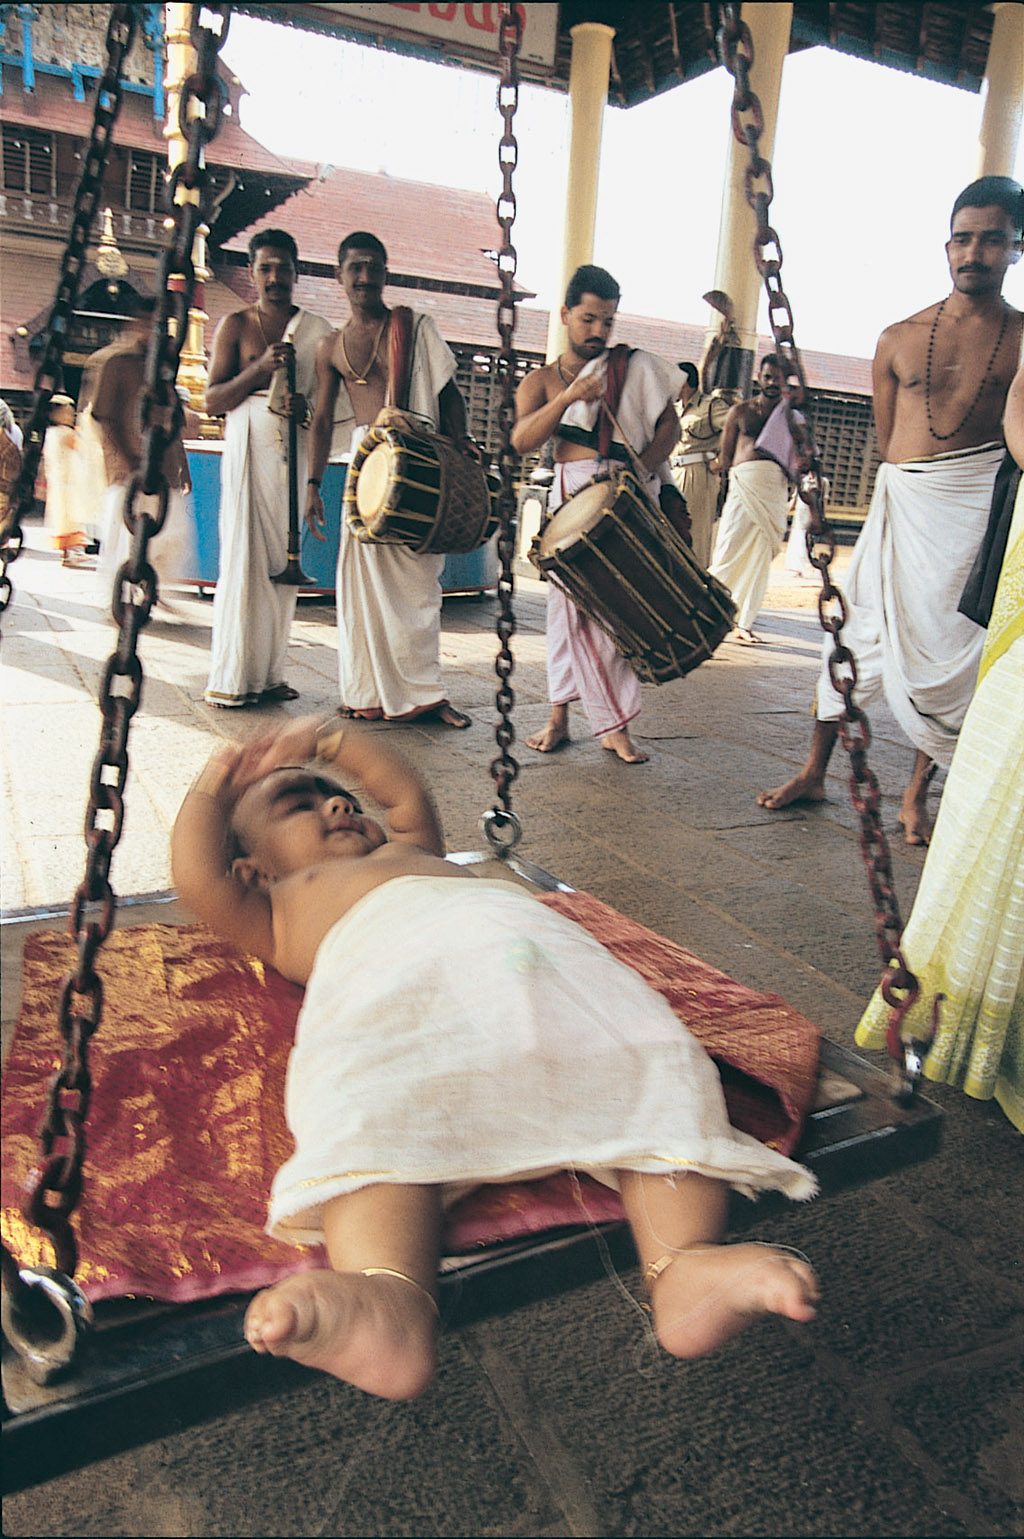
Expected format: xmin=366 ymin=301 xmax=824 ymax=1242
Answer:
xmin=230 ymin=715 xmax=322 ymax=792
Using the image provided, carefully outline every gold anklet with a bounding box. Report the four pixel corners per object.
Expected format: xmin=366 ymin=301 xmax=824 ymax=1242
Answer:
xmin=360 ymin=1267 xmax=440 ymax=1318
xmin=642 ymin=1253 xmax=678 ymax=1297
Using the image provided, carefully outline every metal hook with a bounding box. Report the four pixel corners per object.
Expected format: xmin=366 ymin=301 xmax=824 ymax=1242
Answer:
xmin=481 ymin=807 xmax=523 ymax=855
xmin=1 ymin=1265 xmax=94 ymax=1385
xmin=893 ymin=1038 xmax=927 ymax=1108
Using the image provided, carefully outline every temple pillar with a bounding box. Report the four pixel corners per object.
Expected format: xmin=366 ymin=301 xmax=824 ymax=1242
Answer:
xmin=544 ymin=22 xmax=615 ymax=363
xmin=975 ymin=2 xmax=1024 ymax=178
xmin=705 ymin=2 xmax=792 ymax=397
xmin=163 ymin=2 xmax=213 ymax=422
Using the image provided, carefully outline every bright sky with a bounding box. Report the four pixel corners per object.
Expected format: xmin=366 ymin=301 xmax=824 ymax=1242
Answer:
xmin=221 ymin=11 xmax=1023 ymax=362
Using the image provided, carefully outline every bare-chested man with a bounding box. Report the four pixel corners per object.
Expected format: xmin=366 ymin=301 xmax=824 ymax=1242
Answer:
xmin=203 ymin=229 xmax=332 ymax=708
xmin=707 ymin=354 xmax=788 ymax=643
xmin=758 ymin=176 xmax=1023 ymax=844
xmin=512 ymin=264 xmax=681 ymax=763
xmin=304 ymin=231 xmax=473 ymax=729
xmin=81 ymin=294 xmax=198 ymax=600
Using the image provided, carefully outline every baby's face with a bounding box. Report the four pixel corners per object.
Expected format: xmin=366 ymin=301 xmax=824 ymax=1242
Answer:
xmin=235 ymin=768 xmax=387 ymax=880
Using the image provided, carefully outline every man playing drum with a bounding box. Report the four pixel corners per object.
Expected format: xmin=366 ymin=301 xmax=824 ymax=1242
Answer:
xmin=304 ymin=232 xmax=475 ymax=729
xmin=512 ymin=265 xmax=682 ymax=763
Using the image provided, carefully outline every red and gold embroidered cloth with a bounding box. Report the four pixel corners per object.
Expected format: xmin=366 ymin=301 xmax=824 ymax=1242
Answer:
xmin=1 ymin=893 xmax=820 ymax=1302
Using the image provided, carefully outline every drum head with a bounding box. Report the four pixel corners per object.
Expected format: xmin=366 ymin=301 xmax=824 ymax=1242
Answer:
xmin=355 ymin=442 xmax=394 ymax=521
xmin=538 ymin=480 xmax=616 ymax=556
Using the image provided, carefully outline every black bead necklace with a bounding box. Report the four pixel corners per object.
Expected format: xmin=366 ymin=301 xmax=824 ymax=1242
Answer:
xmin=925 ymin=298 xmax=1009 ymax=442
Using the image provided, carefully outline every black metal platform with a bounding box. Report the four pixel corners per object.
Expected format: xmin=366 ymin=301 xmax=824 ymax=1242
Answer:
xmin=2 ymin=1033 xmax=942 ymax=1496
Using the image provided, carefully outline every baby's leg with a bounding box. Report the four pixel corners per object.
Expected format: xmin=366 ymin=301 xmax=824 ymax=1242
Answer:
xmin=618 ymin=1170 xmax=819 ymax=1359
xmin=245 ymin=1183 xmax=441 ymax=1399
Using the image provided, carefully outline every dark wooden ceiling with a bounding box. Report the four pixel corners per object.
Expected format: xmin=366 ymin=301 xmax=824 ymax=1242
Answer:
xmin=234 ymin=4 xmax=996 ymax=107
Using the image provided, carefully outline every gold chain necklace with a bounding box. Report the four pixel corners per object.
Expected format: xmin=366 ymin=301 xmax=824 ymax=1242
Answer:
xmin=925 ymin=298 xmax=1010 ymax=442
xmin=340 ymin=316 xmax=388 ymax=386
xmin=557 ymin=357 xmax=582 ymax=386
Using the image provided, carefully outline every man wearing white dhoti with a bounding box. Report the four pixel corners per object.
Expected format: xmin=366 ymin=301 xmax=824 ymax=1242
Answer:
xmin=759 ymin=176 xmax=1023 ymax=844
xmin=204 ymin=229 xmax=331 ymax=707
xmin=512 ymin=265 xmax=682 ymax=763
xmin=707 ymin=354 xmax=788 ymax=642
xmin=173 ymin=715 xmax=820 ymax=1402
xmin=671 ymin=361 xmax=731 ymax=568
xmin=304 ymin=231 xmax=474 ymax=728
xmin=80 ymin=296 xmax=198 ymax=609
xmin=43 ymin=395 xmax=86 ymax=565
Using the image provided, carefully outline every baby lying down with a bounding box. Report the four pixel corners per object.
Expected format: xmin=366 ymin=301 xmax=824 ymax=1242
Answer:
xmin=171 ymin=717 xmax=818 ymax=1401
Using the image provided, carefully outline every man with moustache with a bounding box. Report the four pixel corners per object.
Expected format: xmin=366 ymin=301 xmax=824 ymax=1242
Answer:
xmin=304 ymin=231 xmax=474 ymax=728
xmin=706 ymin=353 xmax=789 ymax=644
xmin=512 ymin=264 xmax=681 ymax=763
xmin=758 ymin=177 xmax=1023 ymax=845
xmin=204 ymin=229 xmax=332 ymax=707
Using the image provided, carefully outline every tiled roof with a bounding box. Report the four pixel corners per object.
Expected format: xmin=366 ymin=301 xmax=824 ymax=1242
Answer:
xmin=219 ymin=166 xmax=505 ymax=292
xmin=0 ymin=65 xmax=314 ymax=178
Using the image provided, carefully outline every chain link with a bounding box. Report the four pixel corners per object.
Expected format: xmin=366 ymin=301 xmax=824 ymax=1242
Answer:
xmin=716 ymin=4 xmax=925 ymax=1069
xmin=18 ymin=4 xmax=232 ymax=1280
xmin=0 ymin=4 xmax=137 ymax=615
xmin=488 ymin=2 xmax=523 ymax=822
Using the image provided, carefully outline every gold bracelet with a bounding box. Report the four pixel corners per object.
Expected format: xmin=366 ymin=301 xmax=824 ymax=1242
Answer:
xmin=359 ymin=1267 xmax=440 ymax=1318
xmin=315 ymin=720 xmax=345 ymax=764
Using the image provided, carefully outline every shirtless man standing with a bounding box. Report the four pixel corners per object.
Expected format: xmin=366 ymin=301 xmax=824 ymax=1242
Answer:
xmin=707 ymin=354 xmax=788 ymax=642
xmin=512 ymin=264 xmax=681 ymax=763
xmin=203 ymin=230 xmax=331 ymax=708
xmin=304 ymin=231 xmax=473 ymax=728
xmin=758 ymin=176 xmax=1023 ymax=844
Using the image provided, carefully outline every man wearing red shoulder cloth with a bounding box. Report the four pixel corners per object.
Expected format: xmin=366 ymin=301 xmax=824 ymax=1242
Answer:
xmin=512 ymin=264 xmax=683 ymax=763
xmin=304 ymin=232 xmax=474 ymax=729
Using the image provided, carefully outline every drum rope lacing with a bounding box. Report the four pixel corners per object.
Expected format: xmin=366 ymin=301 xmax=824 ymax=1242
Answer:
xmin=481 ymin=2 xmax=524 ymax=858
xmin=1 ymin=3 xmax=232 ymax=1386
xmin=716 ymin=2 xmax=934 ymax=1100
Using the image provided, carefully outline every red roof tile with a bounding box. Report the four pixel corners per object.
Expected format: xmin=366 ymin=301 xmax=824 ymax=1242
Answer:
xmin=220 ymin=166 xmax=504 ymax=291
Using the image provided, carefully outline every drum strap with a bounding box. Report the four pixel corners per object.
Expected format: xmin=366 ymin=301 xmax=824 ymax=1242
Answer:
xmin=596 ymin=345 xmax=635 ymax=460
xmin=387 ymin=306 xmax=420 ymax=412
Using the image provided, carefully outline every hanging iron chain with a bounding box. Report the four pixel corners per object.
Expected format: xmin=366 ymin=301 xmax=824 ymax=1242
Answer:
xmin=716 ymin=4 xmax=926 ymax=1082
xmin=0 ymin=4 xmax=137 ymax=616
xmin=485 ymin=1 xmax=523 ymax=843
xmin=20 ymin=3 xmax=232 ymax=1280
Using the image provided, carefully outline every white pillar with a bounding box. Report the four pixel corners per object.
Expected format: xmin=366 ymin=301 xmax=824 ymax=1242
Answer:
xmin=544 ymin=22 xmax=615 ymax=363
xmin=975 ymin=2 xmax=1024 ymax=178
xmin=706 ymin=3 xmax=792 ymax=389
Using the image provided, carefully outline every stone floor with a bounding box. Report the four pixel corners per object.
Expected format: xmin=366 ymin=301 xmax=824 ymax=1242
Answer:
xmin=2 ymin=520 xmax=1021 ymax=1537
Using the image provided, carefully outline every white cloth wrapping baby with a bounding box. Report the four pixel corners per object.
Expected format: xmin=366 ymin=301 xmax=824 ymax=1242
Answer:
xmin=268 ymin=876 xmax=816 ymax=1244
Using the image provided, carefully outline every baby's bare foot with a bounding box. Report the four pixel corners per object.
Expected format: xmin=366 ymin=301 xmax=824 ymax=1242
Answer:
xmin=756 ymin=772 xmax=826 ymax=810
xmin=648 ymin=1243 xmax=819 ymax=1359
xmin=244 ymin=1269 xmax=438 ymax=1400
xmin=600 ymin=729 xmax=649 ymax=763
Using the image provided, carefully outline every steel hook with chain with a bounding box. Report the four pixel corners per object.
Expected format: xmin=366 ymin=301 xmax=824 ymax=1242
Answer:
xmin=485 ymin=2 xmax=523 ymax=849
xmin=1 ymin=4 xmax=232 ymax=1386
xmin=715 ymin=3 xmax=935 ymax=1099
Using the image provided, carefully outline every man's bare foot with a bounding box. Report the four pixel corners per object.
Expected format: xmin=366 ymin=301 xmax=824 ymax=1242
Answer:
xmin=898 ymin=809 xmax=932 ymax=846
xmin=648 ymin=1243 xmax=819 ymax=1359
xmin=244 ymin=1269 xmax=438 ymax=1400
xmin=601 ymin=729 xmax=649 ymax=763
xmin=756 ymin=772 xmax=827 ymax=810
xmin=732 ymin=627 xmax=764 ymax=644
xmin=526 ymin=721 xmax=571 ymax=753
